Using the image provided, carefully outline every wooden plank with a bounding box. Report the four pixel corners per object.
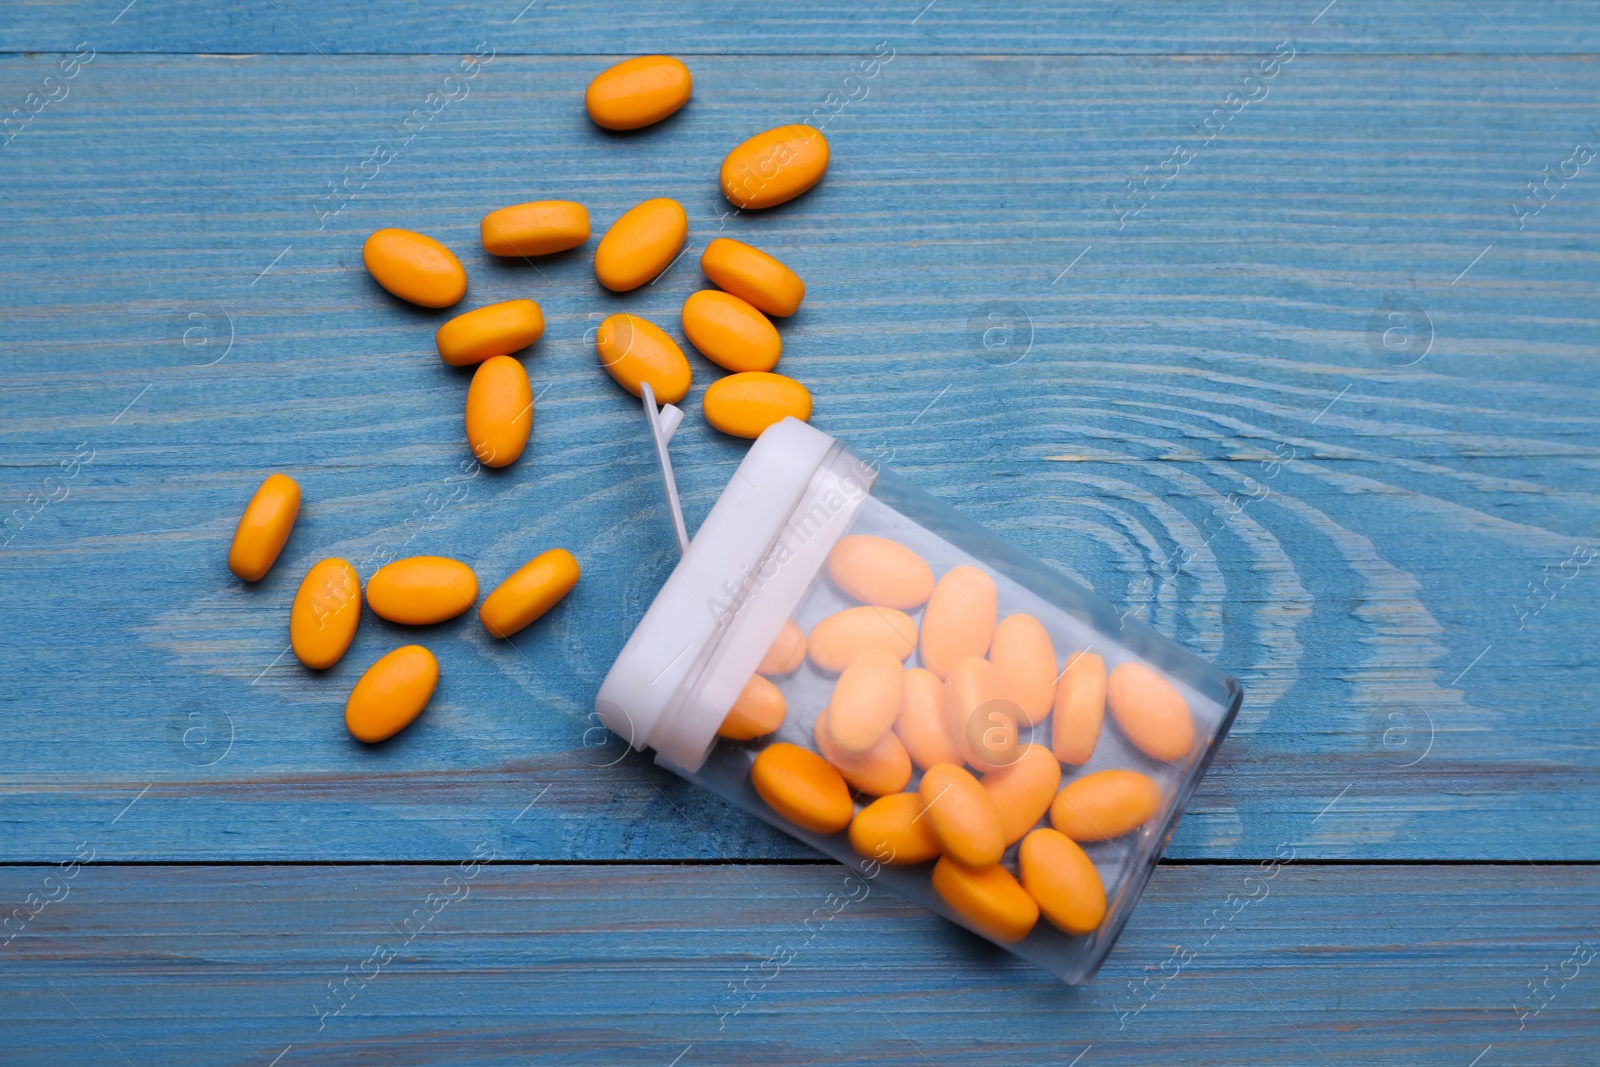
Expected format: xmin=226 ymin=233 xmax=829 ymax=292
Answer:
xmin=6 ymin=0 xmax=1600 ymax=56
xmin=2 ymin=862 xmax=1596 ymax=1064
xmin=1 ymin=52 xmax=1597 ymax=861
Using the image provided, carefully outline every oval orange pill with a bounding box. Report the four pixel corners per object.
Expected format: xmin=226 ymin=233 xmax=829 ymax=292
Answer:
xmin=981 ymin=743 xmax=1061 ymax=845
xmin=435 ymin=299 xmax=545 ymax=366
xmin=227 ymin=472 xmax=300 ymax=582
xmin=290 ymin=558 xmax=361 ymax=670
xmin=681 ymin=290 xmax=781 ymax=373
xmin=1106 ymin=662 xmax=1195 ymax=762
xmin=756 ymin=619 xmax=806 ymax=675
xmin=807 ymin=605 xmax=917 ymax=673
xmin=720 ymin=125 xmax=829 ymax=210
xmin=478 ymin=548 xmax=580 ymax=638
xmin=593 ymin=197 xmax=687 ymax=291
xmin=826 ymin=648 xmax=903 ymax=753
xmin=825 ymin=535 xmax=933 ymax=611
xmin=988 ymin=613 xmax=1056 ymax=727
xmin=465 ymin=355 xmax=533 ymax=468
xmin=931 ymin=856 xmax=1039 ymax=944
xmin=1052 ymin=651 xmax=1105 ymax=766
xmin=750 ymin=742 xmax=853 ymax=835
xmin=1051 ymin=769 xmax=1162 ymax=842
xmin=848 ymin=792 xmax=940 ymax=865
xmin=941 ymin=657 xmax=1020 ymax=774
xmin=480 ymin=200 xmax=590 ymax=258
xmin=814 ymin=709 xmax=912 ymax=796
xmin=895 ymin=666 xmax=963 ymax=770
xmin=365 ymin=556 xmax=478 ymax=625
xmin=361 ymin=228 xmax=465 ymax=309
xmin=595 ymin=313 xmax=691 ymax=404
xmin=919 ymin=565 xmax=997 ymax=680
xmin=584 ymin=55 xmax=692 ymax=130
xmin=700 ymin=237 xmax=804 ymax=317
xmin=344 ymin=644 xmax=439 ymax=743
xmin=718 ymin=674 xmax=786 ymax=740
xmin=918 ymin=763 xmax=1003 ymax=868
xmin=1018 ymin=828 xmax=1106 ymax=935
xmin=702 ymin=372 xmax=812 ymax=439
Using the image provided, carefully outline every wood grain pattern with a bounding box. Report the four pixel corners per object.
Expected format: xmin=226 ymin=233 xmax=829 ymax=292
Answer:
xmin=3 ymin=863 xmax=1597 ymax=1064
xmin=1 ymin=48 xmax=1597 ymax=862
xmin=5 ymin=0 xmax=1600 ymax=55
xmin=2 ymin=1 xmax=1598 ymax=1056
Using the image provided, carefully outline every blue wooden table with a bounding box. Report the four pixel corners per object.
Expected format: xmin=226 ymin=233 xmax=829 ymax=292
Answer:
xmin=3 ymin=1 xmax=1598 ymax=1062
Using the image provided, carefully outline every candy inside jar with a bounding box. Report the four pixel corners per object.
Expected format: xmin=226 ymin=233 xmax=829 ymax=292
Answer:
xmin=597 ymin=415 xmax=1241 ymax=983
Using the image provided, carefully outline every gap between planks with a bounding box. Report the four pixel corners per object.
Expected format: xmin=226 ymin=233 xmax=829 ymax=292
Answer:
xmin=2 ymin=49 xmax=1599 ymax=57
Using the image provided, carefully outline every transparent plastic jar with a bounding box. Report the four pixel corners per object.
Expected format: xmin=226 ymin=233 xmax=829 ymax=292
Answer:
xmin=597 ymin=418 xmax=1241 ymax=983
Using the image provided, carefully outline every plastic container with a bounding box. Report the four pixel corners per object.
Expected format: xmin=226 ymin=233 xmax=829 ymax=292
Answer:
xmin=597 ymin=417 xmax=1242 ymax=982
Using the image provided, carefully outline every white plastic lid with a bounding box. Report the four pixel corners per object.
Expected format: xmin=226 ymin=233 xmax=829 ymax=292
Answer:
xmin=595 ymin=417 xmax=876 ymax=771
